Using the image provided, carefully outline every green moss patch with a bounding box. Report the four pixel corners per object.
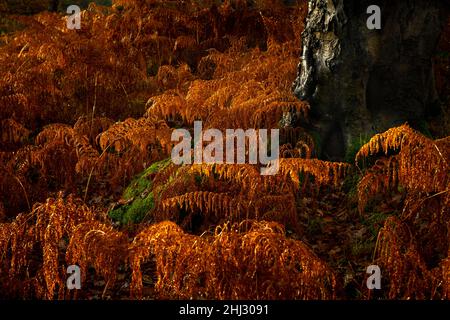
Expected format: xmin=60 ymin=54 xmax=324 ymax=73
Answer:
xmin=109 ymin=158 xmax=171 ymax=225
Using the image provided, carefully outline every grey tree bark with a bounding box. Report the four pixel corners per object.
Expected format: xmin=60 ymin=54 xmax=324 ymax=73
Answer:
xmin=291 ymin=0 xmax=448 ymax=160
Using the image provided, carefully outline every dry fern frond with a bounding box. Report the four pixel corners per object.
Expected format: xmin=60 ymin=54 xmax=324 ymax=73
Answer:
xmin=190 ymin=163 xmax=261 ymax=190
xmin=33 ymin=194 xmax=98 ymax=298
xmin=130 ymin=220 xmax=335 ymax=299
xmin=357 ymin=157 xmax=399 ymax=214
xmin=356 ymin=125 xmax=448 ymax=193
xmin=72 ymin=132 xmax=100 ymax=175
xmin=35 ymin=124 xmax=74 ymax=146
xmin=356 ymin=125 xmax=449 ymax=219
xmin=129 ymin=221 xmax=186 ymax=298
xmin=73 ymin=116 xmax=114 ymax=145
xmin=374 ymin=216 xmax=443 ymax=299
xmin=156 ymin=64 xmax=193 ymax=91
xmin=278 ymin=158 xmax=351 ymax=188
xmin=66 ymin=221 xmax=127 ymax=289
xmin=0 ymin=118 xmax=30 ymax=148
xmin=98 ymin=118 xmax=172 ymax=155
xmin=442 ymin=248 xmax=450 ymax=299
xmin=144 ymin=91 xmax=187 ymax=122
xmin=0 ymin=192 xmax=113 ymax=299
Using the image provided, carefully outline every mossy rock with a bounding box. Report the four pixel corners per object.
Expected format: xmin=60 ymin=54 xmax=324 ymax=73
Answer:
xmin=109 ymin=158 xmax=171 ymax=225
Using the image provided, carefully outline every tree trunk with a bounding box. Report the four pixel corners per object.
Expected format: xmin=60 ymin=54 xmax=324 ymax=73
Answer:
xmin=291 ymin=0 xmax=448 ymax=160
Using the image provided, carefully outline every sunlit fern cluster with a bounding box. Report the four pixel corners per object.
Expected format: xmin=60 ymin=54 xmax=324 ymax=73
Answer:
xmin=0 ymin=0 xmax=309 ymax=217
xmin=356 ymin=125 xmax=449 ymax=299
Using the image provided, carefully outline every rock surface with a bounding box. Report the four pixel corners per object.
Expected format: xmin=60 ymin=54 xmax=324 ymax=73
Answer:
xmin=292 ymin=0 xmax=448 ymax=160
